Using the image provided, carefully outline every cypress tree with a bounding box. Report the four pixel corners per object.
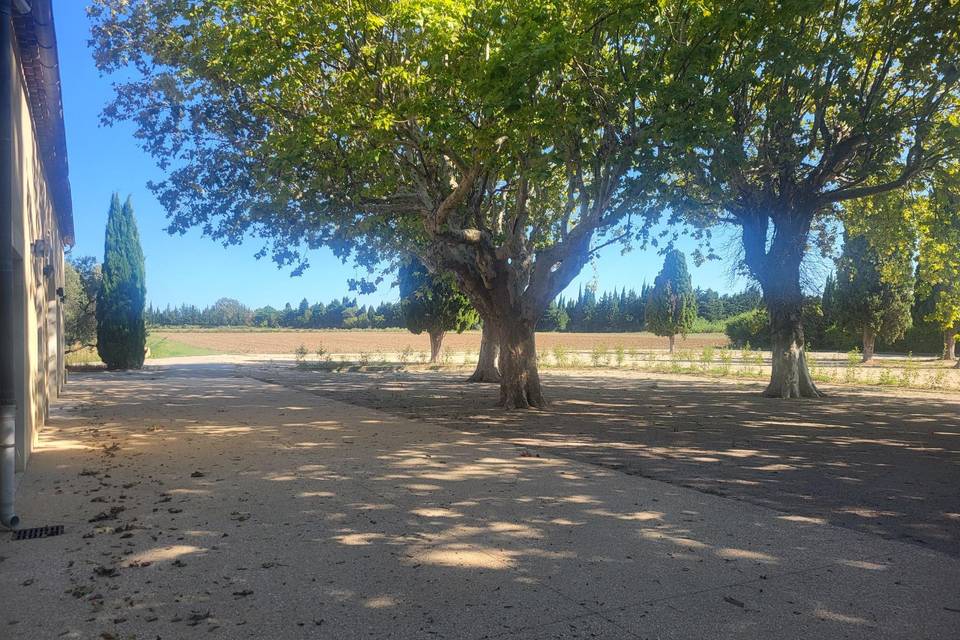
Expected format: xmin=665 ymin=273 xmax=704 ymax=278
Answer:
xmin=96 ymin=194 xmax=147 ymax=369
xmin=834 ymin=230 xmax=913 ymax=362
xmin=645 ymin=250 xmax=697 ymax=352
xmin=398 ymin=257 xmax=479 ymax=363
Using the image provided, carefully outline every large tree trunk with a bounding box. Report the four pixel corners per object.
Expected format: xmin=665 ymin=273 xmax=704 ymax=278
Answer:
xmin=862 ymin=328 xmax=876 ymax=363
xmin=497 ymin=317 xmax=546 ymax=409
xmin=467 ymin=320 xmax=500 ymax=383
xmin=764 ymin=293 xmax=824 ymax=398
xmin=668 ymin=334 xmax=676 ymax=353
xmin=944 ymin=328 xmax=956 ymax=361
xmin=739 ymin=210 xmax=823 ymax=400
xmin=428 ymin=330 xmax=445 ymax=364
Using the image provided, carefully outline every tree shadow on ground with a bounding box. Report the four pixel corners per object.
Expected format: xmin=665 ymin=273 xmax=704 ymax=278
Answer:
xmin=5 ymin=362 xmax=956 ymax=639
xmin=251 ymin=366 xmax=960 ymax=558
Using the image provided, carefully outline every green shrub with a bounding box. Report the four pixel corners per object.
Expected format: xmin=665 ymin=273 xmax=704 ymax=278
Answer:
xmin=690 ymin=316 xmax=727 ymax=333
xmin=590 ymin=345 xmax=609 ymax=367
xmin=614 ymin=345 xmax=626 ymax=367
xmin=552 ymin=345 xmax=569 ymax=368
xmin=885 ymin=323 xmax=945 ymax=356
xmin=878 ymin=369 xmax=897 ymax=385
xmin=725 ymin=310 xmax=770 ymax=348
xmin=295 ymin=344 xmax=308 ymax=363
xmin=700 ymin=346 xmax=715 ymax=366
xmin=718 ymin=348 xmax=733 ymax=374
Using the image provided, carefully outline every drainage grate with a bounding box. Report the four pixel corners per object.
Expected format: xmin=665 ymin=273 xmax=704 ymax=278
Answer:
xmin=12 ymin=525 xmax=64 ymax=541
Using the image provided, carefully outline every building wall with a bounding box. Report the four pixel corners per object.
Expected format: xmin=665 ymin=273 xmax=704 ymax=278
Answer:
xmin=7 ymin=30 xmax=66 ymax=471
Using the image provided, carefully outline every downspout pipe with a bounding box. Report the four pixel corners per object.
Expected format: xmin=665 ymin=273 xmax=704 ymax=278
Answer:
xmin=0 ymin=0 xmax=21 ymax=529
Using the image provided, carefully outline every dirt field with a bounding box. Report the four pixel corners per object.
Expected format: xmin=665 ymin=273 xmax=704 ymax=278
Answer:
xmin=152 ymin=329 xmax=729 ymax=355
xmin=114 ymin=329 xmax=960 ymax=392
xmin=249 ymin=363 xmax=960 ymax=558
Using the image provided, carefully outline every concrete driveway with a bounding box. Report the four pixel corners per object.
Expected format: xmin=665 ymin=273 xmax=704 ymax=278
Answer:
xmin=1 ymin=361 xmax=958 ymax=639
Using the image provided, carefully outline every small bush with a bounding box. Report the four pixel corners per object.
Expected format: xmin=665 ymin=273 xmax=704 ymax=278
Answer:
xmin=590 ymin=345 xmax=609 ymax=367
xmin=898 ymin=354 xmax=919 ymax=387
xmin=927 ymin=369 xmax=947 ymax=390
xmin=552 ymin=345 xmax=569 ymax=368
xmin=718 ymin=348 xmax=733 ymax=374
xmin=700 ymin=346 xmax=715 ymax=367
xmin=846 ymin=347 xmax=861 ymax=367
xmin=844 ymin=348 xmax=860 ymax=383
xmin=614 ymin=345 xmax=626 ymax=367
xmin=877 ymin=369 xmax=896 ymax=386
xmin=295 ymin=344 xmax=308 ymax=363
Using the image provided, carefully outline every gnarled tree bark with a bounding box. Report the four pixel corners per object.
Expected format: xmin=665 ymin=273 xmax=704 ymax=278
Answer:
xmin=944 ymin=328 xmax=956 ymax=361
xmin=496 ymin=317 xmax=545 ymax=409
xmin=428 ymin=329 xmax=444 ymax=364
xmin=765 ymin=293 xmax=823 ymax=398
xmin=862 ymin=328 xmax=876 ymax=362
xmin=467 ymin=320 xmax=500 ymax=383
xmin=741 ymin=210 xmax=824 ymax=399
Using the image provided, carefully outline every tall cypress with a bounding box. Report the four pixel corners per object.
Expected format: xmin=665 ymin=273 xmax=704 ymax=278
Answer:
xmin=645 ymin=250 xmax=697 ymax=352
xmin=96 ymin=194 xmax=147 ymax=369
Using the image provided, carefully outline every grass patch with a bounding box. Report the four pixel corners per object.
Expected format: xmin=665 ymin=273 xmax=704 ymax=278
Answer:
xmin=66 ymin=334 xmax=221 ymax=367
xmin=65 ymin=346 xmax=100 ymax=367
xmin=146 ymin=335 xmax=222 ymax=358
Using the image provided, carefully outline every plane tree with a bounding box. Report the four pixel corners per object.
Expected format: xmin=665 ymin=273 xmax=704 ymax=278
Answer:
xmin=663 ymin=0 xmax=960 ymax=397
xmin=89 ymin=0 xmax=700 ymax=408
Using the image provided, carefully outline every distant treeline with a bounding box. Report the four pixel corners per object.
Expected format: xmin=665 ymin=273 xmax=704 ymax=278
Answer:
xmin=147 ymin=297 xmax=404 ymax=330
xmin=538 ymin=285 xmax=762 ymax=332
xmin=147 ymin=286 xmax=764 ymax=333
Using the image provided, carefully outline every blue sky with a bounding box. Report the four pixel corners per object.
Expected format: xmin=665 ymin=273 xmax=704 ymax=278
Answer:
xmin=55 ymin=4 xmax=748 ymax=310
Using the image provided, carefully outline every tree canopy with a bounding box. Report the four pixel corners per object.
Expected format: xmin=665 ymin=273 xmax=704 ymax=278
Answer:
xmin=662 ymin=0 xmax=960 ymax=396
xmin=89 ymin=0 xmax=704 ymax=407
xmin=915 ymin=165 xmax=960 ymax=358
xmin=64 ymin=256 xmax=101 ymax=352
xmin=90 ymin=0 xmax=960 ymax=402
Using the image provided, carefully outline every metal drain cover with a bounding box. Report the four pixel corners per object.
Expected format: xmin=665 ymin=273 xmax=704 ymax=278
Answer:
xmin=12 ymin=525 xmax=64 ymax=541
